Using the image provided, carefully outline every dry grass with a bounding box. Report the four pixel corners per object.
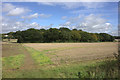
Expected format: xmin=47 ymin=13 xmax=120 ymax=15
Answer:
xmin=23 ymin=42 xmax=118 ymax=64
xmin=2 ymin=43 xmax=25 ymax=57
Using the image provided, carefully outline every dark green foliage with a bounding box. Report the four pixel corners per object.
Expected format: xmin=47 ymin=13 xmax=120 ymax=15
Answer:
xmin=98 ymin=33 xmax=114 ymax=42
xmin=44 ymin=28 xmax=60 ymax=42
xmin=59 ymin=28 xmax=72 ymax=42
xmin=71 ymin=30 xmax=81 ymax=42
xmin=17 ymin=36 xmax=23 ymax=43
xmin=85 ymin=59 xmax=118 ymax=78
xmin=114 ymin=36 xmax=120 ymax=39
xmin=16 ymin=28 xmax=43 ymax=43
xmin=79 ymin=31 xmax=92 ymax=42
xmin=3 ymin=27 xmax=115 ymax=43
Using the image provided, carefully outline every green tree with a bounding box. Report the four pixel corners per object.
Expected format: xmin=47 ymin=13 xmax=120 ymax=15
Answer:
xmin=59 ymin=27 xmax=72 ymax=42
xmin=99 ymin=33 xmax=114 ymax=42
xmin=71 ymin=30 xmax=81 ymax=42
xmin=44 ymin=28 xmax=60 ymax=42
xmin=8 ymin=27 xmax=114 ymax=43
xmin=89 ymin=33 xmax=98 ymax=42
xmin=17 ymin=28 xmax=43 ymax=43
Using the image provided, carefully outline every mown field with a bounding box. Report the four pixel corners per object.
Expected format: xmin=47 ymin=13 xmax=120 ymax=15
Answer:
xmin=2 ymin=42 xmax=119 ymax=78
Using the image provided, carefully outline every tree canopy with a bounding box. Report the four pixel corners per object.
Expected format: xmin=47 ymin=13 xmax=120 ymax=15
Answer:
xmin=2 ymin=27 xmax=115 ymax=43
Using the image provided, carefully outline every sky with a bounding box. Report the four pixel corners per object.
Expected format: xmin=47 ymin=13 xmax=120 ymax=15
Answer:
xmin=2 ymin=2 xmax=118 ymax=36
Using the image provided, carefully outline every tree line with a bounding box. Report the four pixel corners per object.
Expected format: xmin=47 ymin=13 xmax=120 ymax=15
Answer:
xmin=2 ymin=27 xmax=115 ymax=43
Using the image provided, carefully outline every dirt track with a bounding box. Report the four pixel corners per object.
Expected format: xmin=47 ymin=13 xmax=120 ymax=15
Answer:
xmin=23 ymin=42 xmax=118 ymax=64
xmin=2 ymin=43 xmax=37 ymax=70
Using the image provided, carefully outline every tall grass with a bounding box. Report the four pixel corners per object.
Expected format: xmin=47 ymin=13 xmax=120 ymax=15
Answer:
xmin=77 ymin=54 xmax=119 ymax=78
xmin=83 ymin=59 xmax=118 ymax=78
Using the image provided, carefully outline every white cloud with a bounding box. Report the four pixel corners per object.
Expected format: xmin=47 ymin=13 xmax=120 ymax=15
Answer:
xmin=2 ymin=3 xmax=31 ymax=16
xmin=39 ymin=24 xmax=53 ymax=29
xmin=82 ymin=14 xmax=107 ymax=26
xmin=78 ymin=14 xmax=111 ymax=33
xmin=2 ymin=16 xmax=15 ymax=24
xmin=65 ymin=22 xmax=71 ymax=25
xmin=22 ymin=13 xmax=39 ymax=19
xmin=2 ymin=23 xmax=8 ymax=26
xmin=38 ymin=2 xmax=55 ymax=6
xmin=2 ymin=23 xmax=18 ymax=33
xmin=2 ymin=19 xmax=53 ymax=33
xmin=2 ymin=3 xmax=15 ymax=12
xmin=15 ymin=21 xmax=24 ymax=27
xmin=7 ymin=8 xmax=30 ymax=16
xmin=108 ymin=28 xmax=118 ymax=36
xmin=60 ymin=3 xmax=82 ymax=9
xmin=59 ymin=21 xmax=71 ymax=28
xmin=2 ymin=12 xmax=52 ymax=33
xmin=29 ymin=22 xmax=40 ymax=27
xmin=64 ymin=22 xmax=71 ymax=25
xmin=21 ymin=13 xmax=51 ymax=19
xmin=0 ymin=15 xmax=2 ymax=22
xmin=60 ymin=14 xmax=114 ymax=34
xmin=2 ymin=0 xmax=119 ymax=2
xmin=39 ymin=13 xmax=51 ymax=18
xmin=38 ymin=2 xmax=105 ymax=9
xmin=2 ymin=21 xmax=33 ymax=33
xmin=38 ymin=2 xmax=81 ymax=9
xmin=82 ymin=2 xmax=104 ymax=9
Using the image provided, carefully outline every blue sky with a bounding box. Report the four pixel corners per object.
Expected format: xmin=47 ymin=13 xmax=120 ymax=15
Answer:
xmin=2 ymin=2 xmax=118 ymax=35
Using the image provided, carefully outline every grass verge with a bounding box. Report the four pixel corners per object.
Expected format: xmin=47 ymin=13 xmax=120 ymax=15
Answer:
xmin=2 ymin=54 xmax=25 ymax=69
xmin=25 ymin=47 xmax=52 ymax=65
xmin=3 ymin=58 xmax=118 ymax=78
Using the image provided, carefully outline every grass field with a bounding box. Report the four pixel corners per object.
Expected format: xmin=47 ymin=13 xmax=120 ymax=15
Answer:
xmin=2 ymin=42 xmax=118 ymax=78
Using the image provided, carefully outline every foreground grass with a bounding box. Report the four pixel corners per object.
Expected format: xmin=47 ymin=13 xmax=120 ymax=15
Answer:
xmin=2 ymin=54 xmax=25 ymax=69
xmin=85 ymin=59 xmax=118 ymax=78
xmin=3 ymin=58 xmax=118 ymax=78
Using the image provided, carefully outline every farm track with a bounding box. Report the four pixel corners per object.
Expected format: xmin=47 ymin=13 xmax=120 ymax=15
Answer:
xmin=2 ymin=43 xmax=38 ymax=70
xmin=20 ymin=45 xmax=38 ymax=70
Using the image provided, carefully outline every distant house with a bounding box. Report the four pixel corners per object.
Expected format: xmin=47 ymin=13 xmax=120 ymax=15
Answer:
xmin=4 ymin=35 xmax=8 ymax=37
xmin=2 ymin=35 xmax=18 ymax=43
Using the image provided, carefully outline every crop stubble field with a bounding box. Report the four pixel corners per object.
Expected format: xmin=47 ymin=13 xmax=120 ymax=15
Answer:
xmin=24 ymin=42 xmax=118 ymax=64
xmin=2 ymin=42 xmax=118 ymax=78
